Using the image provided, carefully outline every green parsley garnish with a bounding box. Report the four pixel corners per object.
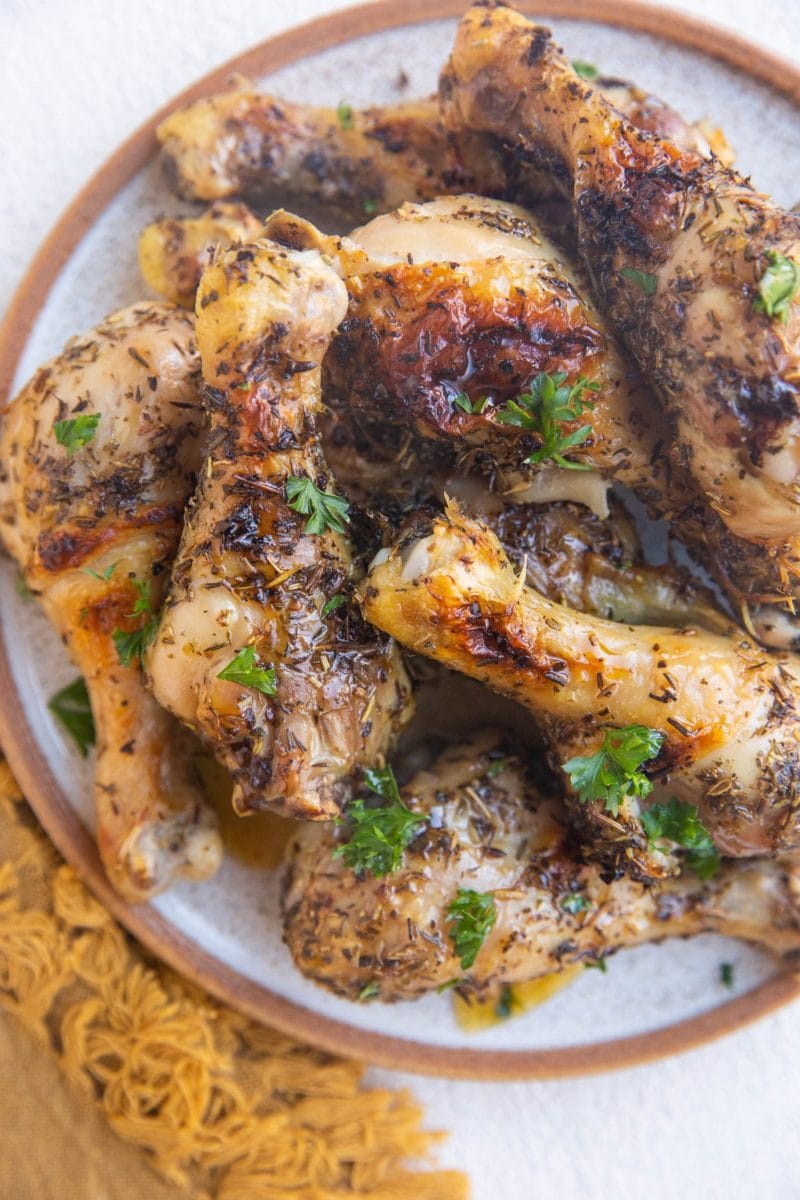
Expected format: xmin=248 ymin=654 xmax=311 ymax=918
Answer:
xmin=436 ymin=977 xmax=462 ymax=995
xmin=48 ymin=676 xmax=95 ymax=758
xmin=362 ymin=198 xmax=378 ymax=215
xmin=217 ymin=646 xmax=277 ymax=696
xmin=486 ymin=756 xmax=511 ymax=779
xmin=572 ymin=60 xmax=598 ymax=79
xmin=53 ymin=413 xmax=101 ymax=455
xmin=561 ymin=892 xmax=592 ymax=915
xmin=585 ymin=957 xmax=608 ymax=973
xmin=336 ymin=101 xmax=354 ymax=129
xmin=641 ymin=797 xmax=720 ymax=880
xmin=111 ymin=578 xmax=159 ymax=668
xmin=321 ymin=593 xmax=347 ymax=619
xmin=357 ymin=981 xmax=379 ymax=1002
xmin=496 ymin=372 xmax=599 ymax=470
xmin=334 ymin=765 xmax=424 ymax=877
xmin=14 ymin=572 xmax=32 ymax=600
xmin=563 ymin=724 xmax=664 ymax=817
xmin=453 ymin=391 xmax=489 ymax=414
xmin=753 ymin=250 xmax=800 ymax=324
xmin=620 ymin=267 xmax=658 ymax=296
xmin=83 ymin=561 xmax=118 ymax=582
xmin=285 ymin=475 xmax=350 ymax=536
xmin=719 ymin=962 xmax=735 ymax=989
xmin=495 ymin=983 xmax=517 ymax=1020
xmin=447 ymin=888 xmax=497 ymax=971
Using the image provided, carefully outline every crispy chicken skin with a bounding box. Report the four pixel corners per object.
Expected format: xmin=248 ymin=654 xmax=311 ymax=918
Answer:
xmin=139 ymin=201 xmax=262 ymax=308
xmin=324 ymin=195 xmax=666 ymax=497
xmin=0 ymin=303 xmax=221 ymax=901
xmin=156 ymin=80 xmax=731 ymax=223
xmin=147 ymin=234 xmax=413 ymax=819
xmin=360 ymin=505 xmax=800 ymax=872
xmin=440 ymin=3 xmax=800 ymax=550
xmin=308 ymin=194 xmax=800 ymax=634
xmin=283 ymin=734 xmax=800 ymax=1001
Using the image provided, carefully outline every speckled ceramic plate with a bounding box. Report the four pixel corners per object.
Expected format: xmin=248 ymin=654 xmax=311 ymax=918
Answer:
xmin=2 ymin=0 xmax=800 ymax=1079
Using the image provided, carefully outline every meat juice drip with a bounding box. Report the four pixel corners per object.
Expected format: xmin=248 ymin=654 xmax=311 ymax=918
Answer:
xmin=194 ymin=755 xmax=293 ymax=870
xmin=452 ymin=966 xmax=582 ymax=1032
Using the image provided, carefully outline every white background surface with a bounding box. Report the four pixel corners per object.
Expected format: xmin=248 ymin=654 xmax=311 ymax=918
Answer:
xmin=2 ymin=2 xmax=800 ymax=1198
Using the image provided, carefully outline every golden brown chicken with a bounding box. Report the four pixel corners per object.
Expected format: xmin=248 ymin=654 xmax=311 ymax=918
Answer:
xmin=0 ymin=303 xmax=221 ymax=900
xmin=283 ymin=733 xmax=800 ymax=1001
xmin=139 ymin=200 xmax=262 ymax=308
xmin=441 ymin=3 xmax=800 ymax=554
xmin=147 ymin=233 xmax=413 ymax=820
xmin=360 ymin=504 xmax=800 ymax=875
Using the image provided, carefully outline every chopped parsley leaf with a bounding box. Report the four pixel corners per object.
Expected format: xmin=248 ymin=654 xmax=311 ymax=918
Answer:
xmin=447 ymin=888 xmax=497 ymax=971
xmin=495 ymin=371 xmax=599 ymax=470
xmin=336 ymin=101 xmax=354 ymax=130
xmin=48 ymin=676 xmax=95 ymax=757
xmin=14 ymin=572 xmax=32 ymax=600
xmin=585 ymin=957 xmax=608 ymax=973
xmin=285 ymin=475 xmax=350 ymax=535
xmin=83 ymin=562 xmax=118 ymax=582
xmin=719 ymin=962 xmax=735 ymax=989
xmin=562 ymin=724 xmax=663 ymax=816
xmin=357 ymin=981 xmax=379 ymax=1002
xmin=111 ymin=578 xmax=159 ymax=668
xmin=53 ymin=413 xmax=101 ymax=455
xmin=641 ymin=797 xmax=720 ymax=880
xmin=561 ymin=892 xmax=592 ymax=915
xmin=321 ymin=593 xmax=347 ymax=619
xmin=334 ymin=764 xmax=424 ymax=877
xmin=453 ymin=391 xmax=489 ymax=414
xmin=572 ymin=60 xmax=598 ymax=79
xmin=487 ymin=756 xmax=511 ymax=779
xmin=217 ymin=646 xmax=277 ymax=696
xmin=753 ymin=250 xmax=800 ymax=324
xmin=620 ymin=266 xmax=658 ymax=296
xmin=495 ymin=983 xmax=517 ymax=1019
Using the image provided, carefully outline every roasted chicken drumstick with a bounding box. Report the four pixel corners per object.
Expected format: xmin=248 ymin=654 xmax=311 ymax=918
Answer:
xmin=156 ymin=79 xmax=730 ymax=223
xmin=361 ymin=505 xmax=800 ymax=873
xmin=147 ymin=232 xmax=413 ymax=819
xmin=0 ymin=303 xmax=221 ymax=900
xmin=441 ymin=2 xmax=800 ymax=551
xmin=283 ymin=734 xmax=800 ymax=1001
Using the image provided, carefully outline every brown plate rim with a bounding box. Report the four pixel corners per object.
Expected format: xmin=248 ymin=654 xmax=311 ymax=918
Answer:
xmin=2 ymin=0 xmax=800 ymax=1081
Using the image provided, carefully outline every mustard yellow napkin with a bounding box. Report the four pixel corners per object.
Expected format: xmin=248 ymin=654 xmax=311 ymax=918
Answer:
xmin=0 ymin=760 xmax=467 ymax=1199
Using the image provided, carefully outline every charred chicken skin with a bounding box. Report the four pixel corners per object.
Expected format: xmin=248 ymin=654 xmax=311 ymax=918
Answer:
xmin=360 ymin=505 xmax=800 ymax=875
xmin=147 ymin=233 xmax=413 ymax=819
xmin=283 ymin=733 xmax=800 ymax=1001
xmin=0 ymin=303 xmax=221 ymax=901
xmin=440 ymin=3 xmax=800 ymax=552
xmin=324 ymin=194 xmax=666 ymax=499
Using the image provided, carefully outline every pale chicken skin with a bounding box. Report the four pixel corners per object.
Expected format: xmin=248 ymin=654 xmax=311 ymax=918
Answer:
xmin=283 ymin=734 xmax=800 ymax=1001
xmin=0 ymin=303 xmax=221 ymax=901
xmin=440 ymin=3 xmax=800 ymax=550
xmin=360 ymin=505 xmax=800 ymax=873
xmin=156 ymin=80 xmax=731 ymax=225
xmin=147 ymin=235 xmax=413 ymax=819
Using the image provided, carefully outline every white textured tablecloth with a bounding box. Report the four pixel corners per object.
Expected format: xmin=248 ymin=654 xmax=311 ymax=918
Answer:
xmin=3 ymin=3 xmax=800 ymax=1198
